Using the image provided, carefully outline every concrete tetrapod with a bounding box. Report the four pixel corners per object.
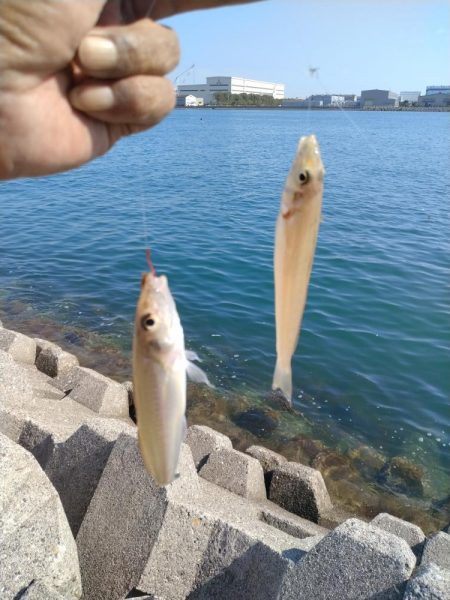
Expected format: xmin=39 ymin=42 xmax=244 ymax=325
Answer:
xmin=270 ymin=461 xmax=333 ymax=523
xmin=76 ymin=432 xmax=326 ymax=600
xmin=186 ymin=424 xmax=233 ymax=469
xmin=403 ymin=563 xmax=450 ymax=600
xmin=0 ymin=349 xmax=34 ymax=441
xmin=0 ymin=433 xmax=82 ymax=599
xmin=246 ymin=444 xmax=287 ymax=494
xmin=35 ymin=337 xmax=79 ymax=377
xmin=199 ymin=447 xmax=266 ymax=501
xmin=20 ymin=415 xmax=135 ymax=535
xmin=51 ymin=365 xmax=129 ymax=417
xmin=76 ymin=433 xmax=200 ymax=600
xmin=279 ymin=518 xmax=416 ymax=599
xmin=0 ymin=328 xmax=36 ymax=364
xmin=421 ymin=531 xmax=450 ymax=571
xmin=371 ymin=512 xmax=425 ymax=558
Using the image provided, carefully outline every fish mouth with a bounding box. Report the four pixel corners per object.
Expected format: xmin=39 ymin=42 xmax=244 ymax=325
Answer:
xmin=297 ymin=135 xmax=324 ymax=175
xmin=142 ymin=272 xmax=168 ymax=292
xmin=298 ymin=134 xmax=319 ymax=156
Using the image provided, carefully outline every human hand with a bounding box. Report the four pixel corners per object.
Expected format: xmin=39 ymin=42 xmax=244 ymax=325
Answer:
xmin=0 ymin=0 xmax=260 ymax=180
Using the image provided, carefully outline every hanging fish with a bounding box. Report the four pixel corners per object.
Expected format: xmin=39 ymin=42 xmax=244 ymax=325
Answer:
xmin=272 ymin=135 xmax=325 ymax=404
xmin=132 ymin=252 xmax=210 ymax=485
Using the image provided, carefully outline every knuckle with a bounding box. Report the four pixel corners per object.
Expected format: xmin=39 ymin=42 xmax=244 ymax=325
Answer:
xmin=115 ymin=20 xmax=180 ymax=76
xmin=115 ymin=35 xmax=140 ymax=74
xmin=117 ymin=77 xmax=175 ymax=122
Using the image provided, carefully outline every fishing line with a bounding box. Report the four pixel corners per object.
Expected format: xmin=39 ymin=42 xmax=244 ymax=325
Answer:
xmin=291 ymin=21 xmax=317 ymax=135
xmin=305 ymin=66 xmax=319 ymax=133
xmin=146 ymin=248 xmax=156 ymax=275
xmin=314 ymin=73 xmax=380 ymax=158
xmin=134 ymin=0 xmax=156 ymax=269
xmin=305 ymin=72 xmax=311 ymax=132
xmin=293 ymin=17 xmax=379 ymax=157
xmin=145 ymin=0 xmax=157 ymax=18
xmin=139 ymin=185 xmax=151 ymax=260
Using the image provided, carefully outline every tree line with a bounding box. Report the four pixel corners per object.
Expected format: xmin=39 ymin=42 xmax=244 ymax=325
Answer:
xmin=213 ymin=92 xmax=280 ymax=106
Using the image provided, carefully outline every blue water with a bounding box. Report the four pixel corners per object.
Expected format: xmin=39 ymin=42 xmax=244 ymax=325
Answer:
xmin=1 ymin=109 xmax=449 ymax=521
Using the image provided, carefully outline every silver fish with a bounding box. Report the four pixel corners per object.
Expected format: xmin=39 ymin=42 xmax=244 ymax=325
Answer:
xmin=272 ymin=135 xmax=325 ymax=404
xmin=132 ymin=269 xmax=210 ymax=485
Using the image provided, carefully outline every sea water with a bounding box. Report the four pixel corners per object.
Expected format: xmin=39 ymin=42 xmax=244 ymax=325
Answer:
xmin=1 ymin=109 xmax=449 ymax=529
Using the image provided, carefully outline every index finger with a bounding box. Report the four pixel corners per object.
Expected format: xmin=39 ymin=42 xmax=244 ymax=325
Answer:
xmin=77 ymin=19 xmax=179 ymax=79
xmin=150 ymin=0 xmax=263 ymax=20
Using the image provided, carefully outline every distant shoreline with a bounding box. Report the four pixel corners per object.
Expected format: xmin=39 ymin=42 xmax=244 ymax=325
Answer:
xmin=176 ymin=105 xmax=449 ymax=112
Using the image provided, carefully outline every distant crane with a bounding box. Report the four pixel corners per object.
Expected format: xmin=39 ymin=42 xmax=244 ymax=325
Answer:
xmin=173 ymin=64 xmax=196 ymax=92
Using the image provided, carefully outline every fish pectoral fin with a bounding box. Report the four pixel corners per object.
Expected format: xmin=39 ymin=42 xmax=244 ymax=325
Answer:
xmin=272 ymin=362 xmax=293 ymax=405
xmin=186 ymin=360 xmax=213 ymax=387
xmin=185 ymin=349 xmax=202 ymax=363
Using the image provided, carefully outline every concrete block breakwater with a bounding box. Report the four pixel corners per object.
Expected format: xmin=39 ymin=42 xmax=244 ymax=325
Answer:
xmin=1 ymin=322 xmax=449 ymax=599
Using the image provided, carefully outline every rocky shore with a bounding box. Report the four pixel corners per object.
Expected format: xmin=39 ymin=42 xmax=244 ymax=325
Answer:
xmin=1 ymin=321 xmax=449 ymax=599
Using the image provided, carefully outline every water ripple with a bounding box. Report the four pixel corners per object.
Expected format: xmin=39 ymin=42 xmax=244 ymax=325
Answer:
xmin=1 ymin=109 xmax=449 ymax=505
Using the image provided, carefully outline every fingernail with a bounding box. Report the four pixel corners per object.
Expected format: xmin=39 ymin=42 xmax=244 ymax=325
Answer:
xmin=70 ymin=86 xmax=115 ymax=112
xmin=78 ymin=36 xmax=118 ymax=71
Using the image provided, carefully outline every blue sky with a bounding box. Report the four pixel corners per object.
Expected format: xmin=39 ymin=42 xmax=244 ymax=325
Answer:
xmin=165 ymin=0 xmax=449 ymax=97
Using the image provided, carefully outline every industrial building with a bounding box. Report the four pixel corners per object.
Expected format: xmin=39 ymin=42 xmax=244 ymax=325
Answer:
xmin=360 ymin=89 xmax=399 ymax=107
xmin=281 ymin=94 xmax=359 ymax=109
xmin=177 ymin=76 xmax=285 ymax=105
xmin=399 ymin=91 xmax=420 ymax=103
xmin=281 ymin=98 xmax=306 ymax=108
xmin=425 ymin=85 xmax=450 ymax=95
xmin=416 ymin=85 xmax=450 ymax=107
xmin=418 ymin=92 xmax=450 ymax=107
xmin=309 ymin=94 xmax=345 ymax=106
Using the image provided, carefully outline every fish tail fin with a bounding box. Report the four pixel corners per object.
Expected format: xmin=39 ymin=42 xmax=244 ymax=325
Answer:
xmin=272 ymin=362 xmax=292 ymax=405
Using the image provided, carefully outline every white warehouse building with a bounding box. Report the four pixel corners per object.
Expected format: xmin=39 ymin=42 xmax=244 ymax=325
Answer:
xmin=177 ymin=76 xmax=285 ymax=105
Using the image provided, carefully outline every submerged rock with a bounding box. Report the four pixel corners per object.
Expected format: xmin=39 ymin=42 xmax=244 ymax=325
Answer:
xmin=312 ymin=450 xmax=360 ymax=483
xmin=279 ymin=436 xmax=326 ymax=465
xmin=64 ymin=331 xmax=82 ymax=346
xmin=231 ymin=407 xmax=279 ymax=438
xmin=378 ymin=456 xmax=425 ymax=497
xmin=347 ymin=444 xmax=386 ymax=479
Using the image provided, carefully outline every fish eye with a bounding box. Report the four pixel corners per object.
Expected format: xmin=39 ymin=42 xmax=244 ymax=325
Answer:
xmin=299 ymin=170 xmax=310 ymax=185
xmin=141 ymin=314 xmax=156 ymax=330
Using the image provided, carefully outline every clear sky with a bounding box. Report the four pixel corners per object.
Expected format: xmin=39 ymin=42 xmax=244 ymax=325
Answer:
xmin=165 ymin=0 xmax=449 ymax=98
